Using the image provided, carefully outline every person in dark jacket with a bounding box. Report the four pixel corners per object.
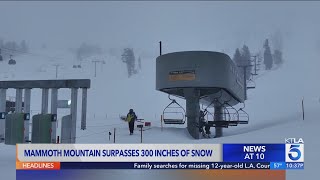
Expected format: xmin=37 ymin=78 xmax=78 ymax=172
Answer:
xmin=126 ymin=109 xmax=137 ymax=135
xmin=199 ymin=110 xmax=207 ymax=136
xmin=199 ymin=110 xmax=211 ymax=137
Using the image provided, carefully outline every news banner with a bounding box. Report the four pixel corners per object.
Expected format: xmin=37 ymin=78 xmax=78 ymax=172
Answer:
xmin=16 ymin=138 xmax=304 ymax=171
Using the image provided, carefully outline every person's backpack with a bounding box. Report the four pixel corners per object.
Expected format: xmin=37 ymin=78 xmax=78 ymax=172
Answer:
xmin=126 ymin=113 xmax=134 ymax=122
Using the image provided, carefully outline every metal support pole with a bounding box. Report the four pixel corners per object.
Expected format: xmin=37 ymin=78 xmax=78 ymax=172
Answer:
xmin=239 ymin=65 xmax=251 ymax=100
xmin=160 ymin=115 xmax=163 ymax=131
xmin=140 ymin=127 xmax=143 ymax=143
xmin=53 ymin=64 xmax=60 ymax=79
xmin=94 ymin=62 xmax=97 ymax=77
xmin=0 ymin=89 xmax=6 ymax=111
xmin=55 ymin=66 xmax=58 ymax=79
xmin=51 ymin=88 xmax=58 ymax=143
xmin=24 ymin=89 xmax=31 ymax=113
xmin=184 ymin=88 xmax=200 ymax=139
xmin=24 ymin=89 xmax=31 ymax=142
xmin=214 ymin=105 xmax=223 ymax=138
xmin=15 ymin=89 xmax=23 ymax=113
xmin=92 ymin=61 xmax=101 ymax=77
xmin=254 ymin=56 xmax=257 ymax=75
xmin=244 ymin=67 xmax=247 ymax=100
xmin=302 ymin=97 xmax=305 ymax=120
xmin=159 ymin=41 xmax=162 ymax=56
xmin=81 ymin=88 xmax=87 ymax=130
xmin=0 ymin=89 xmax=6 ymax=142
xmin=70 ymin=88 xmax=78 ymax=143
xmin=51 ymin=89 xmax=58 ymax=114
xmin=113 ymin=128 xmax=116 ymax=143
xmin=41 ymin=88 xmax=49 ymax=114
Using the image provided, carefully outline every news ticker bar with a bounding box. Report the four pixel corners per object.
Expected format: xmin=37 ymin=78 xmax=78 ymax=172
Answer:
xmin=16 ymin=162 xmax=304 ymax=170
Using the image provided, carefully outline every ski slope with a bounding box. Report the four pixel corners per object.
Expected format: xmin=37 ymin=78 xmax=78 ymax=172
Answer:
xmin=0 ymin=47 xmax=319 ymax=180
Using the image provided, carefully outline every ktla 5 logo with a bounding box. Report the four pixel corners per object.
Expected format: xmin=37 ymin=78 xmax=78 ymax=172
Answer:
xmin=286 ymin=144 xmax=304 ymax=162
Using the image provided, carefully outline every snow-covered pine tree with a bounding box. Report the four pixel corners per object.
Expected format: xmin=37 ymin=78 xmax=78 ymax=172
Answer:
xmin=121 ymin=48 xmax=136 ymax=78
xmin=0 ymin=39 xmax=3 ymax=48
xmin=20 ymin=40 xmax=28 ymax=52
xmin=233 ymin=48 xmax=242 ymax=65
xmin=138 ymin=56 xmax=141 ymax=70
xmin=241 ymin=45 xmax=252 ymax=80
xmin=273 ymin=49 xmax=283 ymax=65
xmin=271 ymin=31 xmax=284 ymax=66
xmin=263 ymin=39 xmax=273 ymax=70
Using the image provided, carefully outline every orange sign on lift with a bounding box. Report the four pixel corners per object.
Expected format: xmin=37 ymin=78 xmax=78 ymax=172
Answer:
xmin=169 ymin=70 xmax=196 ymax=81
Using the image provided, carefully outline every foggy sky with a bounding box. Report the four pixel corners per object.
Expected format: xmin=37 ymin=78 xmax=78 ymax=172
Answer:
xmin=1 ymin=1 xmax=320 ymax=55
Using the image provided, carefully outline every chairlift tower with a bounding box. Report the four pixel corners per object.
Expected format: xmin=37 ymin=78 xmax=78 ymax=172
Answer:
xmin=238 ymin=64 xmax=255 ymax=100
xmin=251 ymin=55 xmax=261 ymax=76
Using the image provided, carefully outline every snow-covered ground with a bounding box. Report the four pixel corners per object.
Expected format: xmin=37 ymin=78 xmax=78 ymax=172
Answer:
xmin=0 ymin=44 xmax=319 ymax=180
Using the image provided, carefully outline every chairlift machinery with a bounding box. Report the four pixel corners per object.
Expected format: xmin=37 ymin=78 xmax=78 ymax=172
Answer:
xmin=156 ymin=50 xmax=256 ymax=139
xmin=199 ymin=93 xmax=249 ymax=128
xmin=206 ymin=102 xmax=249 ymax=128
